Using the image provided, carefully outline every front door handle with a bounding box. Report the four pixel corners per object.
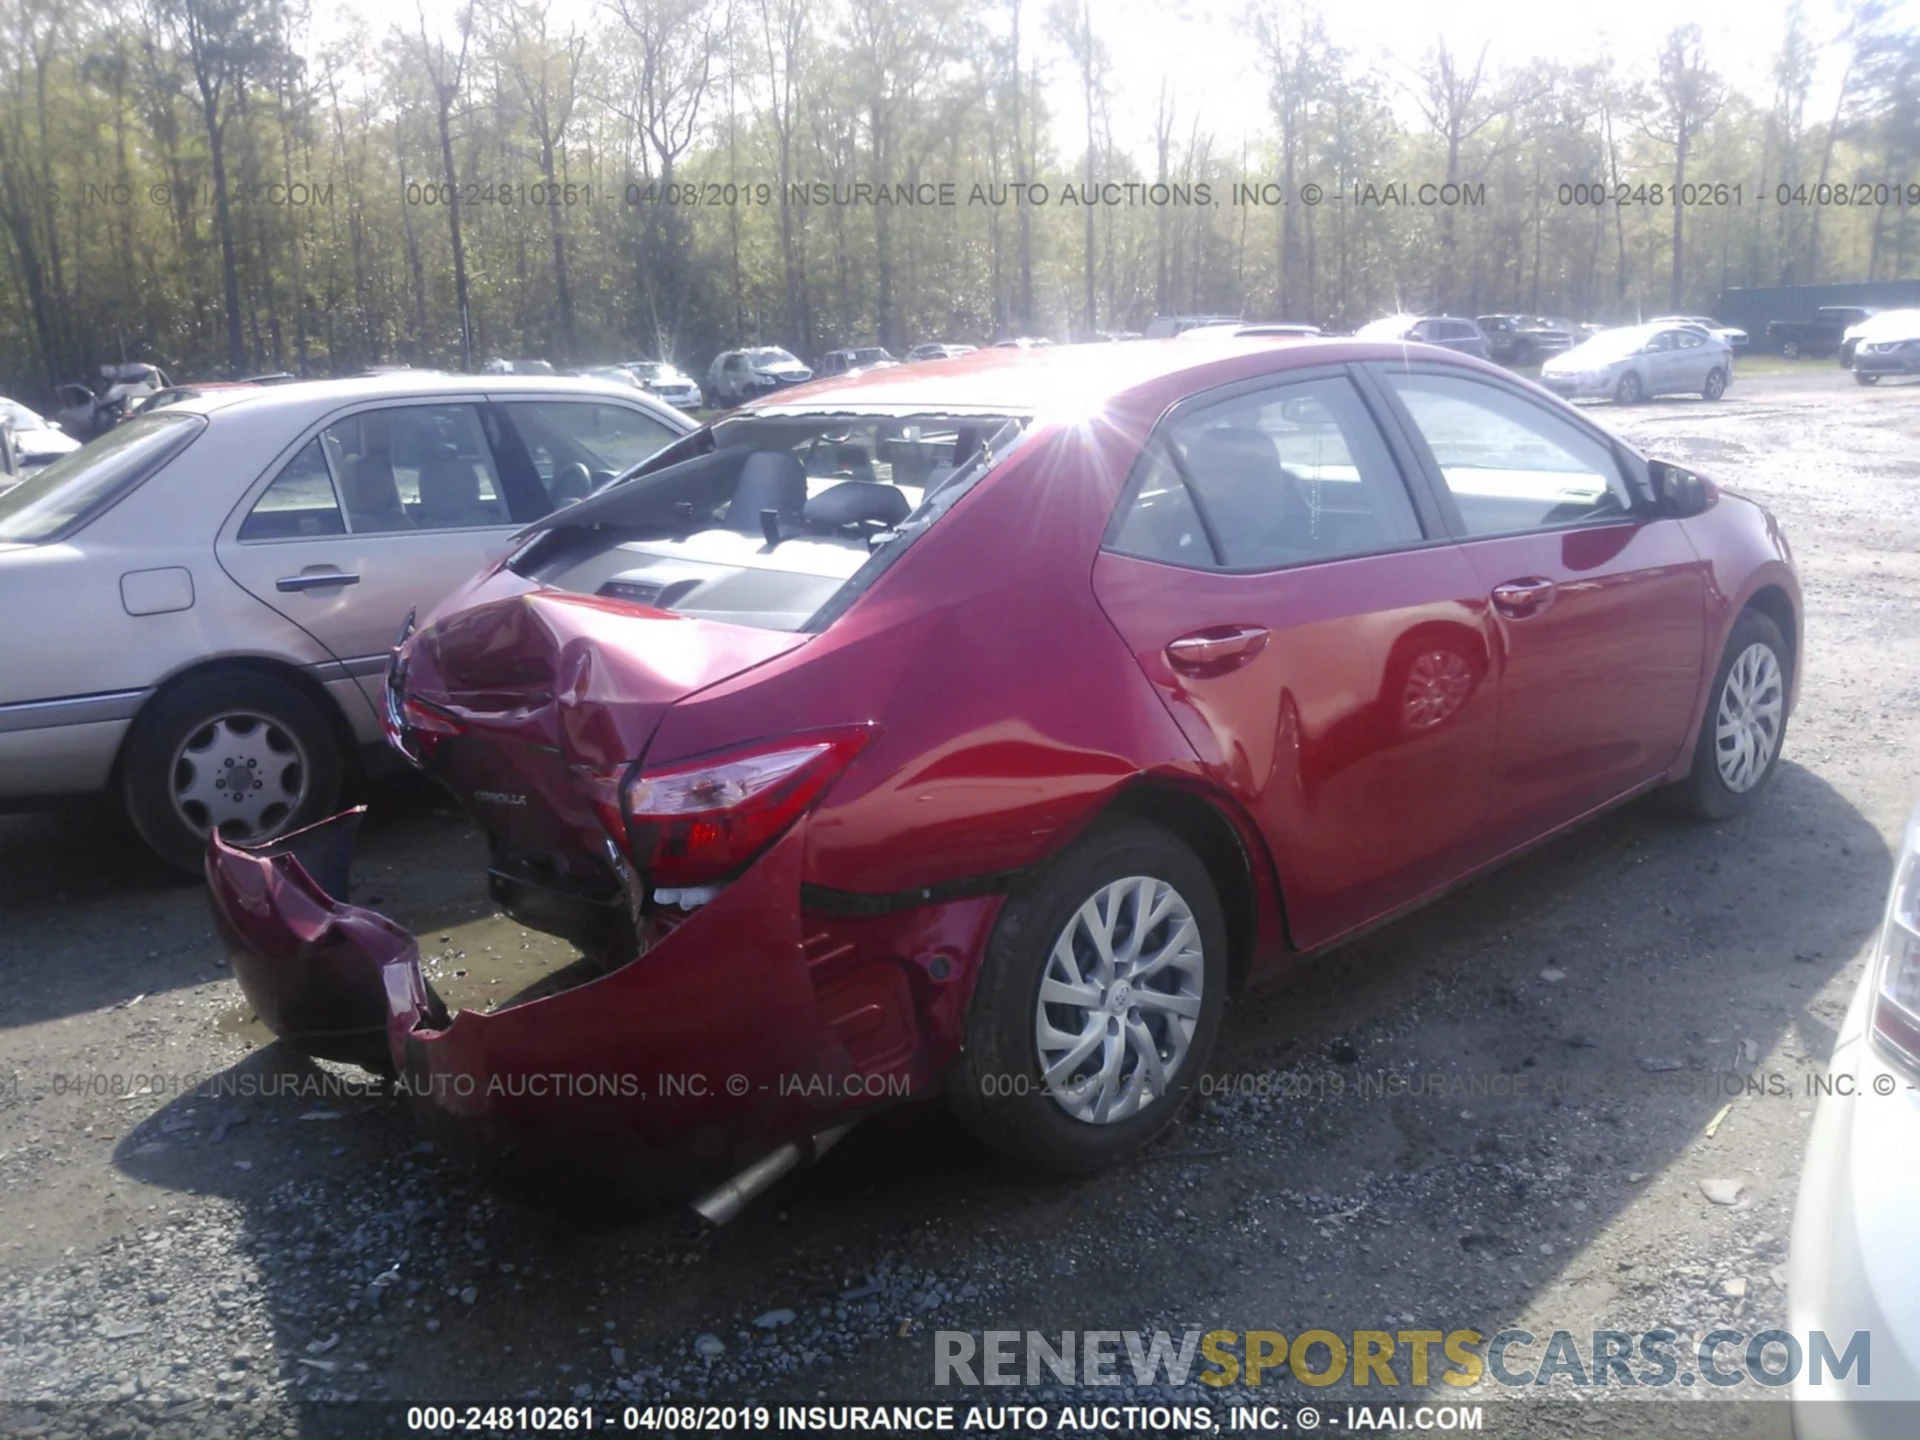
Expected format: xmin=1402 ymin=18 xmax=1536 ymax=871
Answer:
xmin=1166 ymin=625 xmax=1270 ymax=674
xmin=276 ymin=569 xmax=360 ymax=593
xmin=1490 ymin=577 xmax=1557 ymax=618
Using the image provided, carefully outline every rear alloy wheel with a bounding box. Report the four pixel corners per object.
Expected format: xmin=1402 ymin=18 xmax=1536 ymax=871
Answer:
xmin=124 ymin=671 xmax=344 ymax=875
xmin=1670 ymin=609 xmax=1790 ymax=821
xmin=948 ymin=818 xmax=1227 ymax=1171
xmin=1855 ymin=371 xmax=1882 ymax=386
xmin=1703 ymin=367 xmax=1728 ymax=401
xmin=1615 ymin=370 xmax=1644 ymax=405
xmin=1780 ymin=337 xmax=1802 ymax=360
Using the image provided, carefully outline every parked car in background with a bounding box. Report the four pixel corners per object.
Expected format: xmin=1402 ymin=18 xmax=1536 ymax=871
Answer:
xmin=0 ymin=399 xmax=81 ymax=473
xmin=1789 ymin=797 xmax=1920 ymax=1436
xmin=991 ymin=336 xmax=1054 ymax=348
xmin=482 ymin=358 xmax=557 ymax=376
xmin=0 ymin=421 xmax=20 ymax=490
xmin=0 ymin=373 xmax=693 ymax=871
xmin=55 ymin=363 xmax=172 ymax=440
xmin=905 ymin=343 xmax=978 ymax=362
xmin=129 ymin=379 xmax=272 ymax=419
xmin=1845 ymin=309 xmax=1920 ymax=385
xmin=618 ymin=361 xmax=703 ymax=409
xmin=211 ymin=337 xmax=1797 ymax=1216
xmin=1142 ymin=313 xmax=1241 ymax=337
xmin=1475 ymin=315 xmax=1574 ymax=366
xmin=706 ymin=347 xmax=812 ymax=409
xmin=1353 ymin=314 xmax=1491 ymax=359
xmin=1650 ymin=315 xmax=1749 ymax=353
xmin=1177 ymin=322 xmax=1322 ymax=341
xmin=815 ymin=347 xmax=900 ymax=378
xmin=1766 ymin=306 xmax=1874 ymax=359
xmin=1538 ymin=321 xmax=1732 ymax=404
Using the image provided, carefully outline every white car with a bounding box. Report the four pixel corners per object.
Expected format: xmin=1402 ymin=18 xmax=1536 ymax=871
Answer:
xmin=1844 ymin=310 xmax=1920 ymax=386
xmin=1650 ymin=314 xmax=1750 ymax=352
xmin=0 ymin=399 xmax=81 ymax=473
xmin=705 ymin=347 xmax=812 ymax=408
xmin=1537 ymin=321 xmax=1733 ymax=404
xmin=0 ymin=373 xmax=692 ymax=870
xmin=1177 ymin=322 xmax=1322 ymax=341
xmin=1790 ymin=800 xmax=1920 ymax=1437
xmin=618 ymin=361 xmax=703 ymax=409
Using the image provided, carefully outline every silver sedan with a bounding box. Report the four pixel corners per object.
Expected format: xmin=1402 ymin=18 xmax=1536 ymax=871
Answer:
xmin=1537 ymin=322 xmax=1733 ymax=404
xmin=0 ymin=373 xmax=692 ymax=870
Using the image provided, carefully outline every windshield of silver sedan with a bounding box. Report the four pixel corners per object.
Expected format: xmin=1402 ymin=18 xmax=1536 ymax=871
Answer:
xmin=0 ymin=412 xmax=205 ymax=545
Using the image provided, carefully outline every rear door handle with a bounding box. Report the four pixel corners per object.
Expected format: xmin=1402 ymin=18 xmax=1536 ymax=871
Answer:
xmin=276 ymin=570 xmax=360 ymax=593
xmin=1490 ymin=577 xmax=1557 ymax=618
xmin=1166 ymin=625 xmax=1270 ymax=673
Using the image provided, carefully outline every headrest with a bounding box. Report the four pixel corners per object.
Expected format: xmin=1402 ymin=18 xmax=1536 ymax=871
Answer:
xmin=805 ymin=480 xmax=910 ymax=531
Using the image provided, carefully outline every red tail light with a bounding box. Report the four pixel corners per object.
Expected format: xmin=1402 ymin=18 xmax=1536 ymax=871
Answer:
xmin=619 ymin=726 xmax=873 ymax=887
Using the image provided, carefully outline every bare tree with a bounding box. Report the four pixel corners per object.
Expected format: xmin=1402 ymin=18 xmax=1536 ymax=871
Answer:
xmin=495 ymin=0 xmax=585 ymax=357
xmin=1641 ymin=24 xmax=1724 ymax=309
xmin=604 ymin=0 xmax=718 ymax=353
xmin=1408 ymin=42 xmax=1532 ymax=311
xmin=410 ymin=0 xmax=478 ymax=368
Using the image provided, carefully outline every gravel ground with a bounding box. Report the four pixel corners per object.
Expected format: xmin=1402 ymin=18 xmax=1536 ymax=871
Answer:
xmin=2 ymin=365 xmax=1918 ymax=1439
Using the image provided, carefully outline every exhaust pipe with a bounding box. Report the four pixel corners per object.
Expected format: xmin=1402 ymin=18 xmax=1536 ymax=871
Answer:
xmin=690 ymin=1123 xmax=855 ymax=1226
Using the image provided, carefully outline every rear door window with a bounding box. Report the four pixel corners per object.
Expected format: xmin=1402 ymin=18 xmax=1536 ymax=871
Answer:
xmin=320 ymin=404 xmax=512 ymax=533
xmin=238 ymin=438 xmax=345 ymax=540
xmin=1109 ymin=375 xmax=1424 ymax=570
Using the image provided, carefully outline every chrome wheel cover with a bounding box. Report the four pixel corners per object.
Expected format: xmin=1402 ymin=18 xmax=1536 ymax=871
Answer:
xmin=171 ymin=711 xmax=309 ymax=841
xmin=1035 ymin=876 xmax=1205 ymax=1125
xmin=1714 ymin=643 xmax=1784 ymax=793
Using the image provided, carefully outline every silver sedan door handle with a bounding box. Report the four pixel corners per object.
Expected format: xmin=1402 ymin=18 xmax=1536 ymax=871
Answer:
xmin=276 ymin=570 xmax=360 ymax=593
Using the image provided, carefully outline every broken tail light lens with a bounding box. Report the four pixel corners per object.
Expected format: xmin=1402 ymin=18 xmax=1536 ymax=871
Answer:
xmin=619 ymin=726 xmax=873 ymax=887
xmin=382 ymin=669 xmax=465 ymax=768
xmin=1869 ymin=809 xmax=1920 ymax=1077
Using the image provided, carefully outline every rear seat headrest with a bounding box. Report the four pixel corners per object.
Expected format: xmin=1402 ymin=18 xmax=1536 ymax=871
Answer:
xmin=805 ymin=480 xmax=910 ymax=531
xmin=724 ymin=450 xmax=808 ymax=531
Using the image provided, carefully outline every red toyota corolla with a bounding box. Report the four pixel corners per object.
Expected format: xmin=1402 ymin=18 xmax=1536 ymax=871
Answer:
xmin=207 ymin=338 xmax=1800 ymax=1214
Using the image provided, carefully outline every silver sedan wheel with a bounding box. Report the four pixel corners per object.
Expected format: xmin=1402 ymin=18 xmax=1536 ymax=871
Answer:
xmin=1034 ymin=875 xmax=1205 ymax=1125
xmin=170 ymin=711 xmax=310 ymax=842
xmin=1714 ymin=643 xmax=1784 ymax=793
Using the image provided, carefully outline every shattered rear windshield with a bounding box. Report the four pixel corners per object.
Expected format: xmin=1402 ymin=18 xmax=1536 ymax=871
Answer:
xmin=510 ymin=412 xmax=1026 ymax=633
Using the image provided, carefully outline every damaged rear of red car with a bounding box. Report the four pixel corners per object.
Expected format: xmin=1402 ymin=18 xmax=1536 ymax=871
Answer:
xmin=206 ymin=360 xmax=1225 ymax=1209
xmin=206 ymin=341 xmax=1800 ymax=1211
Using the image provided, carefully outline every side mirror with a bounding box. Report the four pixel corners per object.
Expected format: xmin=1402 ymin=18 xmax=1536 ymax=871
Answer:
xmin=1649 ymin=460 xmax=1712 ymax=518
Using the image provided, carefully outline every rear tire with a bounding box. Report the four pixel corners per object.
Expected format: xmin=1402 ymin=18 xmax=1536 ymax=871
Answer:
xmin=1703 ymin=367 xmax=1727 ymax=401
xmin=1855 ymin=371 xmax=1881 ymax=386
xmin=1669 ymin=609 xmax=1790 ymax=821
xmin=123 ymin=671 xmax=344 ymax=875
xmin=1780 ymin=337 xmax=1802 ymax=360
xmin=947 ymin=818 xmax=1228 ymax=1173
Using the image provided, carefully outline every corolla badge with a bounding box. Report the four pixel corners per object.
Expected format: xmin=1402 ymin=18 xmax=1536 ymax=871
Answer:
xmin=472 ymin=791 xmax=528 ymax=806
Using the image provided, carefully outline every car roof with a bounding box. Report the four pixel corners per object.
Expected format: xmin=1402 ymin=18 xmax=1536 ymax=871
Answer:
xmin=162 ymin=370 xmax=665 ymax=420
xmin=745 ymin=336 xmax=1510 ymax=418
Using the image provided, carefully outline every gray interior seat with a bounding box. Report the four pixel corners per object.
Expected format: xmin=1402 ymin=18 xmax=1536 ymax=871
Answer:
xmin=340 ymin=452 xmax=412 ymax=532
xmin=417 ymin=457 xmax=503 ymax=528
xmin=724 ymin=450 xmax=809 ymax=532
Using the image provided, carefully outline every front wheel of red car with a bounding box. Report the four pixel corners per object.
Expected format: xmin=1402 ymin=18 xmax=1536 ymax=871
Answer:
xmin=948 ymin=818 xmax=1228 ymax=1173
xmin=1670 ymin=609 xmax=1791 ymax=821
